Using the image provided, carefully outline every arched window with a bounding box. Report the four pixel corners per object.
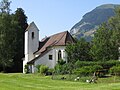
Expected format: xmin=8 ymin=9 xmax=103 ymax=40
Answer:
xmin=32 ymin=32 xmax=34 ymax=39
xmin=58 ymin=50 xmax=62 ymax=60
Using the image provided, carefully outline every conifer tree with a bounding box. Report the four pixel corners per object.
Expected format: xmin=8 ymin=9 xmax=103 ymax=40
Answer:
xmin=12 ymin=8 xmax=28 ymax=72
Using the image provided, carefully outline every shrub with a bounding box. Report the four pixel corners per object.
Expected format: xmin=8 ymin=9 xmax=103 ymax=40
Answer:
xmin=40 ymin=65 xmax=49 ymax=75
xmin=74 ymin=60 xmax=120 ymax=70
xmin=45 ymin=68 xmax=54 ymax=76
xmin=24 ymin=64 xmax=29 ymax=74
xmin=61 ymin=64 xmax=69 ymax=74
xmin=92 ymin=65 xmax=103 ymax=72
xmin=58 ymin=59 xmax=66 ymax=65
xmin=73 ymin=66 xmax=93 ymax=76
xmin=110 ymin=65 xmax=120 ymax=76
xmin=74 ymin=61 xmax=97 ymax=69
xmin=54 ymin=64 xmax=69 ymax=74
xmin=35 ymin=64 xmax=41 ymax=73
xmin=98 ymin=60 xmax=120 ymax=69
xmin=54 ymin=64 xmax=61 ymax=74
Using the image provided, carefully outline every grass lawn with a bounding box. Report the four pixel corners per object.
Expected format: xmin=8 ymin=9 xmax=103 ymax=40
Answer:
xmin=0 ymin=73 xmax=120 ymax=90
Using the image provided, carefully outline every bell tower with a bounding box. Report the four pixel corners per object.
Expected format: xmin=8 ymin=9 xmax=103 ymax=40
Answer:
xmin=23 ymin=22 xmax=39 ymax=73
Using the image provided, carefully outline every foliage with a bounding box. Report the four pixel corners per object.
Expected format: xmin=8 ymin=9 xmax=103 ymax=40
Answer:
xmin=24 ymin=64 xmax=29 ymax=74
xmin=74 ymin=60 xmax=95 ymax=68
xmin=58 ymin=59 xmax=66 ymax=65
xmin=66 ymin=38 xmax=92 ymax=63
xmin=35 ymin=65 xmax=54 ymax=75
xmin=47 ymin=68 xmax=54 ymax=73
xmin=40 ymin=65 xmax=49 ymax=75
xmin=54 ymin=63 xmax=69 ymax=74
xmin=0 ymin=0 xmax=11 ymax=14
xmin=92 ymin=65 xmax=103 ymax=72
xmin=35 ymin=64 xmax=41 ymax=73
xmin=72 ymin=60 xmax=120 ymax=77
xmin=73 ymin=65 xmax=103 ymax=77
xmin=54 ymin=59 xmax=70 ymax=74
xmin=65 ymin=43 xmax=76 ymax=63
xmin=90 ymin=23 xmax=113 ymax=61
xmin=91 ymin=8 xmax=120 ymax=61
xmin=0 ymin=13 xmax=18 ymax=71
xmin=74 ymin=60 xmax=120 ymax=69
xmin=0 ymin=0 xmax=28 ymax=72
xmin=73 ymin=66 xmax=93 ymax=76
xmin=11 ymin=8 xmax=28 ymax=72
xmin=109 ymin=8 xmax=120 ymax=47
xmin=100 ymin=60 xmax=120 ymax=69
xmin=110 ymin=65 xmax=120 ymax=76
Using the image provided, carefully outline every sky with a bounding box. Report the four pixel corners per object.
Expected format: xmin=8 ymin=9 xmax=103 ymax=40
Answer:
xmin=9 ymin=0 xmax=120 ymax=40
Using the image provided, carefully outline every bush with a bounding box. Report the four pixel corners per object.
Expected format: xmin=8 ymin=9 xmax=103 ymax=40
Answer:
xmin=73 ymin=66 xmax=93 ymax=76
xmin=74 ymin=60 xmax=120 ymax=70
xmin=73 ymin=65 xmax=103 ymax=77
xmin=74 ymin=61 xmax=95 ymax=68
xmin=100 ymin=60 xmax=120 ymax=69
xmin=24 ymin=64 xmax=29 ymax=74
xmin=92 ymin=65 xmax=107 ymax=77
xmin=54 ymin=64 xmax=69 ymax=74
xmin=92 ymin=65 xmax=103 ymax=72
xmin=110 ymin=65 xmax=120 ymax=76
xmin=58 ymin=59 xmax=66 ymax=65
xmin=35 ymin=64 xmax=41 ymax=73
xmin=45 ymin=68 xmax=54 ymax=76
xmin=40 ymin=65 xmax=49 ymax=75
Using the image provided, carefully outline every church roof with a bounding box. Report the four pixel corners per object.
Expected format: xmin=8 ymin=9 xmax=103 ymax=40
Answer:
xmin=36 ymin=31 xmax=75 ymax=54
xmin=39 ymin=31 xmax=73 ymax=52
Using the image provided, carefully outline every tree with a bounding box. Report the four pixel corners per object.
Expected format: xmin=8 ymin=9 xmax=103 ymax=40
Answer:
xmin=66 ymin=38 xmax=92 ymax=63
xmin=90 ymin=23 xmax=113 ymax=61
xmin=65 ymin=43 xmax=76 ymax=63
xmin=108 ymin=8 xmax=120 ymax=59
xmin=0 ymin=13 xmax=17 ymax=72
xmin=0 ymin=0 xmax=28 ymax=72
xmin=11 ymin=8 xmax=28 ymax=72
xmin=74 ymin=38 xmax=92 ymax=61
xmin=91 ymin=8 xmax=120 ymax=61
xmin=0 ymin=0 xmax=11 ymax=14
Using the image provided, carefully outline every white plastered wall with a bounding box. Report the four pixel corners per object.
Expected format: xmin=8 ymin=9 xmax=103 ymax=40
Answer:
xmin=34 ymin=46 xmax=67 ymax=73
xmin=23 ymin=22 xmax=39 ymax=73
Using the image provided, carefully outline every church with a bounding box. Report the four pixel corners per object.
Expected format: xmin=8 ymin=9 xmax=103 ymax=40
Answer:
xmin=23 ymin=22 xmax=75 ymax=73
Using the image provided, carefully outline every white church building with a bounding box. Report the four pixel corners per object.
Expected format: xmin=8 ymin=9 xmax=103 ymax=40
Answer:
xmin=23 ymin=22 xmax=75 ymax=73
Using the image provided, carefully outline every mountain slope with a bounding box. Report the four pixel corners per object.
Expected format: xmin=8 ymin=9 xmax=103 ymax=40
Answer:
xmin=70 ymin=4 xmax=120 ymax=41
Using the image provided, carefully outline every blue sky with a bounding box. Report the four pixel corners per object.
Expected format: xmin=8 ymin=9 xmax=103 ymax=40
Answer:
xmin=10 ymin=0 xmax=120 ymax=39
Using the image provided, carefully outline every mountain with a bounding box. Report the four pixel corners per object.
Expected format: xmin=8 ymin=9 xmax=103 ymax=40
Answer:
xmin=70 ymin=4 xmax=120 ymax=41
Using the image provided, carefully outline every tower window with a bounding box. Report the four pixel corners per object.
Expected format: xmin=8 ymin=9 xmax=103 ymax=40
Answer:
xmin=32 ymin=32 xmax=34 ymax=39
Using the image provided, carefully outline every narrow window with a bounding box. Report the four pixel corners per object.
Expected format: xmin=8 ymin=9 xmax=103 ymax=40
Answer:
xmin=63 ymin=51 xmax=65 ymax=58
xmin=49 ymin=55 xmax=52 ymax=60
xmin=32 ymin=32 xmax=34 ymax=39
xmin=58 ymin=50 xmax=62 ymax=60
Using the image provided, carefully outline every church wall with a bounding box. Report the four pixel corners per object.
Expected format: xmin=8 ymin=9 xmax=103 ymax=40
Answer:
xmin=33 ymin=46 xmax=67 ymax=73
xmin=34 ymin=49 xmax=55 ymax=72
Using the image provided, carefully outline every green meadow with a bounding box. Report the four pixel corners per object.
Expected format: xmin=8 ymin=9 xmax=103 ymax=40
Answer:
xmin=0 ymin=73 xmax=120 ymax=90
